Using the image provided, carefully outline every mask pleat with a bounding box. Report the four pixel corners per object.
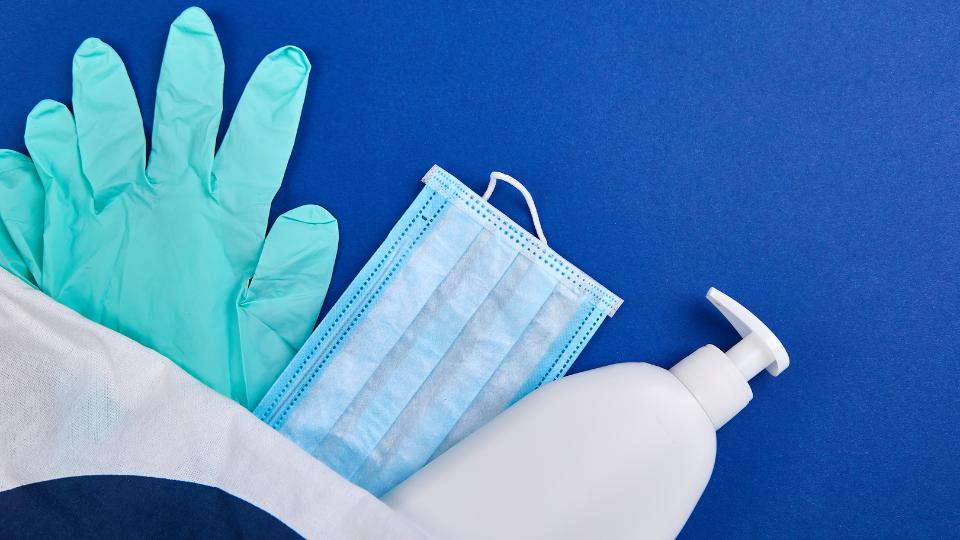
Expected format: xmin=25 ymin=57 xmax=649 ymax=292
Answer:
xmin=281 ymin=208 xmax=481 ymax=443
xmin=513 ymin=300 xmax=610 ymax=401
xmin=314 ymin=229 xmax=518 ymax=477
xmin=260 ymin=188 xmax=448 ymax=424
xmin=257 ymin=166 xmax=622 ymax=497
xmin=353 ymin=253 xmax=559 ymax=495
xmin=431 ymin=285 xmax=582 ymax=458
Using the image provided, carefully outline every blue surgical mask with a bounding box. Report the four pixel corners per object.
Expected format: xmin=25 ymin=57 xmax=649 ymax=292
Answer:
xmin=255 ymin=166 xmax=622 ymax=496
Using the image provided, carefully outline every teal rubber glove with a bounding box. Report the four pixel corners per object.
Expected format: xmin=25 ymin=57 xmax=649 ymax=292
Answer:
xmin=15 ymin=7 xmax=338 ymax=408
xmin=0 ymin=150 xmax=43 ymax=286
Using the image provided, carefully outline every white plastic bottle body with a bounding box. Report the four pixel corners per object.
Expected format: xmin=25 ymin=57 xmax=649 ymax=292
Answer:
xmin=383 ymin=362 xmax=717 ymax=540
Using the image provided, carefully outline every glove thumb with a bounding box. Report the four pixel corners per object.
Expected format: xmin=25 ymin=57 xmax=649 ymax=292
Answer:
xmin=0 ymin=150 xmax=44 ymax=286
xmin=237 ymin=204 xmax=339 ymax=409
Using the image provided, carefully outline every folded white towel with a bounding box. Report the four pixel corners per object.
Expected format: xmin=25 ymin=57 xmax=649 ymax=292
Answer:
xmin=0 ymin=267 xmax=425 ymax=540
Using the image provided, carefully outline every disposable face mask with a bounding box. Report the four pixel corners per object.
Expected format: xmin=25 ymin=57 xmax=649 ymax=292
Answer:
xmin=256 ymin=166 xmax=621 ymax=495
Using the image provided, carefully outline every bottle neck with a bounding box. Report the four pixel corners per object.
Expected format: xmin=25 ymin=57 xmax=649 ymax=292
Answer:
xmin=669 ymin=345 xmax=753 ymax=430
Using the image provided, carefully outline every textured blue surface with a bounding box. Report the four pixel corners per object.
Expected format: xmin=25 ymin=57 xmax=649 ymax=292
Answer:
xmin=1 ymin=1 xmax=957 ymax=537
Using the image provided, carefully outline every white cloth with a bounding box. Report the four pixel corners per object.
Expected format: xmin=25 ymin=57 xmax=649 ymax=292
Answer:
xmin=0 ymin=268 xmax=425 ymax=539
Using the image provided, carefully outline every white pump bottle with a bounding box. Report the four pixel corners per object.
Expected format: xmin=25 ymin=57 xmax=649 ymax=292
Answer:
xmin=383 ymin=288 xmax=789 ymax=540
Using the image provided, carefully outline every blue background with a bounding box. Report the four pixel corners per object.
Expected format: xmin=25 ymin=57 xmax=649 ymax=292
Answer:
xmin=1 ymin=1 xmax=958 ymax=537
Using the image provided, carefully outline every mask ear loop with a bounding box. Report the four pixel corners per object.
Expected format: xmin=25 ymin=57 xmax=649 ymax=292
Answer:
xmin=482 ymin=171 xmax=548 ymax=245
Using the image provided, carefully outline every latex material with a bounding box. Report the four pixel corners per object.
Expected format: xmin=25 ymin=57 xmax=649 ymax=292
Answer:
xmin=0 ymin=7 xmax=338 ymax=408
xmin=0 ymin=150 xmax=43 ymax=286
xmin=384 ymin=288 xmax=789 ymax=540
xmin=257 ymin=165 xmax=621 ymax=496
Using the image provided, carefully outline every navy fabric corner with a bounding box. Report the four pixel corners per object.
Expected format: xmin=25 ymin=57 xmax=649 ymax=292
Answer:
xmin=0 ymin=475 xmax=300 ymax=538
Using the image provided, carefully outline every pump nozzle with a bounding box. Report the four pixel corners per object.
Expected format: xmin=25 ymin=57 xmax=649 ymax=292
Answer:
xmin=669 ymin=288 xmax=790 ymax=429
xmin=706 ymin=287 xmax=789 ymax=380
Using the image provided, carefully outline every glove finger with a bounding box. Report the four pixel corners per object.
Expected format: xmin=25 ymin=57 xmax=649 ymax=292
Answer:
xmin=146 ymin=7 xmax=223 ymax=184
xmin=72 ymin=38 xmax=146 ymax=207
xmin=25 ymin=101 xmax=91 ymax=293
xmin=237 ymin=204 xmax=338 ymax=409
xmin=25 ymin=100 xmax=88 ymax=204
xmin=0 ymin=150 xmax=43 ymax=285
xmin=212 ymin=46 xmax=309 ymax=221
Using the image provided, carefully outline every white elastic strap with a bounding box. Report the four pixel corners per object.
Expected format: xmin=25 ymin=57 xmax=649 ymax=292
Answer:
xmin=482 ymin=171 xmax=548 ymax=245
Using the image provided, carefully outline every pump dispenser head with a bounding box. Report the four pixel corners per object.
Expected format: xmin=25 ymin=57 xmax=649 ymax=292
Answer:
xmin=669 ymin=288 xmax=789 ymax=430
